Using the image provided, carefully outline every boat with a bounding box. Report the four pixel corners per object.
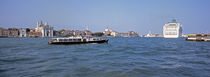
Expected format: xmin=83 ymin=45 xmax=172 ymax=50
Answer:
xmin=48 ymin=36 xmax=108 ymax=44
xmin=186 ymin=34 xmax=210 ymax=42
xmin=204 ymin=39 xmax=210 ymax=42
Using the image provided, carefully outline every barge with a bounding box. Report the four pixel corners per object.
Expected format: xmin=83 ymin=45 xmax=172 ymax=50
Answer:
xmin=48 ymin=36 xmax=108 ymax=44
xmin=186 ymin=34 xmax=210 ymax=42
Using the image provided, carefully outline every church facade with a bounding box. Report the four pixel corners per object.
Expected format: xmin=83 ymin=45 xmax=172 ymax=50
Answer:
xmin=35 ymin=21 xmax=53 ymax=37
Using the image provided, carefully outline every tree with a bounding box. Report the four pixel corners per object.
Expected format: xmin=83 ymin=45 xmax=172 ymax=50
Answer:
xmin=92 ymin=32 xmax=104 ymax=37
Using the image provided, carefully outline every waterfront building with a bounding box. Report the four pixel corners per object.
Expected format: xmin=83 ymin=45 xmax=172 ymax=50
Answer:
xmin=58 ymin=30 xmax=74 ymax=37
xmin=138 ymin=35 xmax=143 ymax=37
xmin=145 ymin=31 xmax=155 ymax=37
xmin=163 ymin=19 xmax=182 ymax=38
xmin=104 ymin=27 xmax=138 ymax=37
xmin=155 ymin=34 xmax=164 ymax=37
xmin=128 ymin=31 xmax=139 ymax=37
xmin=110 ymin=31 xmax=138 ymax=37
xmin=35 ymin=21 xmax=54 ymax=37
xmin=0 ymin=27 xmax=2 ymax=36
xmin=84 ymin=30 xmax=92 ymax=36
xmin=182 ymin=34 xmax=188 ymax=37
xmin=116 ymin=32 xmax=130 ymax=37
xmin=110 ymin=31 xmax=117 ymax=37
xmin=19 ymin=28 xmax=27 ymax=37
xmin=144 ymin=31 xmax=163 ymax=37
xmin=28 ymin=32 xmax=42 ymax=37
xmin=0 ymin=27 xmax=5 ymax=36
xmin=104 ymin=27 xmax=111 ymax=36
xmin=0 ymin=27 xmax=9 ymax=37
xmin=73 ymin=30 xmax=86 ymax=36
xmin=8 ymin=28 xmax=19 ymax=37
xmin=53 ymin=30 xmax=60 ymax=37
xmin=28 ymin=29 xmax=42 ymax=37
xmin=83 ymin=26 xmax=92 ymax=36
xmin=56 ymin=28 xmax=92 ymax=37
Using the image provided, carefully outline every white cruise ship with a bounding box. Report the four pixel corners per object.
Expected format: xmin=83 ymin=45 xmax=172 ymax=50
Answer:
xmin=163 ymin=19 xmax=182 ymax=38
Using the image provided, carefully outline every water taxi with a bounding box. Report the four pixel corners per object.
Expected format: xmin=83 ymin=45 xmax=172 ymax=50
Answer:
xmin=186 ymin=34 xmax=210 ymax=42
xmin=48 ymin=36 xmax=108 ymax=44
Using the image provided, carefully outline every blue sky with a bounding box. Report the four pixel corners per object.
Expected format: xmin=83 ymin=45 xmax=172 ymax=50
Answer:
xmin=0 ymin=0 xmax=210 ymax=34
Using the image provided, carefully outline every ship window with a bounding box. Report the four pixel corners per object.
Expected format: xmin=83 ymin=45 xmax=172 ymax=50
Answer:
xmin=70 ymin=39 xmax=73 ymax=41
xmin=64 ymin=39 xmax=68 ymax=41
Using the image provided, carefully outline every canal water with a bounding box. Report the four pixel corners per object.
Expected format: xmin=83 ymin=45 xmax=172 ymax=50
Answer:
xmin=0 ymin=37 xmax=210 ymax=77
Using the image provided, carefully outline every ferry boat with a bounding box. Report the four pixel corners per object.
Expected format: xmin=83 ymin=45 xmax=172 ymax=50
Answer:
xmin=186 ymin=34 xmax=210 ymax=42
xmin=48 ymin=36 xmax=108 ymax=44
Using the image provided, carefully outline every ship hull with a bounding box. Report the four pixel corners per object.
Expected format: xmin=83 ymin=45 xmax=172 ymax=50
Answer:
xmin=186 ymin=39 xmax=203 ymax=41
xmin=49 ymin=39 xmax=108 ymax=45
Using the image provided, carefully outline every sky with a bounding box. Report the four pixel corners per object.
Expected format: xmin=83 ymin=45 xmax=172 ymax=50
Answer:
xmin=0 ymin=0 xmax=210 ymax=34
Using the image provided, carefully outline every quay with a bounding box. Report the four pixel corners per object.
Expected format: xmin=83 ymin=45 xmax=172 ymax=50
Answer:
xmin=186 ymin=34 xmax=210 ymax=42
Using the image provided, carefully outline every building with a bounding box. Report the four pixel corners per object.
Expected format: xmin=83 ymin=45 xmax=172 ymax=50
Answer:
xmin=163 ymin=19 xmax=182 ymax=38
xmin=0 ymin=27 xmax=2 ymax=36
xmin=8 ymin=28 xmax=19 ymax=37
xmin=103 ymin=27 xmax=111 ymax=36
xmin=0 ymin=27 xmax=9 ymax=37
xmin=110 ymin=31 xmax=138 ymax=37
xmin=83 ymin=26 xmax=92 ymax=36
xmin=84 ymin=30 xmax=92 ymax=36
xmin=144 ymin=31 xmax=163 ymax=37
xmin=35 ymin=21 xmax=53 ymax=37
xmin=145 ymin=30 xmax=155 ymax=37
xmin=128 ymin=31 xmax=139 ymax=37
xmin=57 ymin=30 xmax=74 ymax=37
xmin=73 ymin=30 xmax=85 ymax=36
xmin=182 ymin=34 xmax=188 ymax=37
xmin=28 ymin=32 xmax=42 ymax=37
xmin=116 ymin=32 xmax=130 ymax=37
xmin=155 ymin=34 xmax=164 ymax=37
xmin=55 ymin=26 xmax=92 ymax=37
xmin=19 ymin=28 xmax=28 ymax=37
xmin=28 ymin=29 xmax=42 ymax=37
xmin=110 ymin=31 xmax=117 ymax=37
xmin=103 ymin=27 xmax=138 ymax=37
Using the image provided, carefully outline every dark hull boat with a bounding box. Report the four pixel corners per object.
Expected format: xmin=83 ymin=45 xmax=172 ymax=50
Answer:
xmin=48 ymin=36 xmax=108 ymax=45
xmin=49 ymin=39 xmax=108 ymax=44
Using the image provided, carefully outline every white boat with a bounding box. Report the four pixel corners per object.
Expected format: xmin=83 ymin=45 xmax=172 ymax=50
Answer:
xmin=48 ymin=36 xmax=108 ymax=44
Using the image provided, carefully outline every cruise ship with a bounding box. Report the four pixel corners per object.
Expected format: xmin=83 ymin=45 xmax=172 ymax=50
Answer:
xmin=163 ymin=19 xmax=182 ymax=38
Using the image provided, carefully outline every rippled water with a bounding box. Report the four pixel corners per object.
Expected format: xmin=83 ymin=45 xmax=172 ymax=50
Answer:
xmin=0 ymin=37 xmax=210 ymax=77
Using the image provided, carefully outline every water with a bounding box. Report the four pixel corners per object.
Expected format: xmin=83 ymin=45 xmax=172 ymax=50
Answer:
xmin=0 ymin=37 xmax=210 ymax=77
